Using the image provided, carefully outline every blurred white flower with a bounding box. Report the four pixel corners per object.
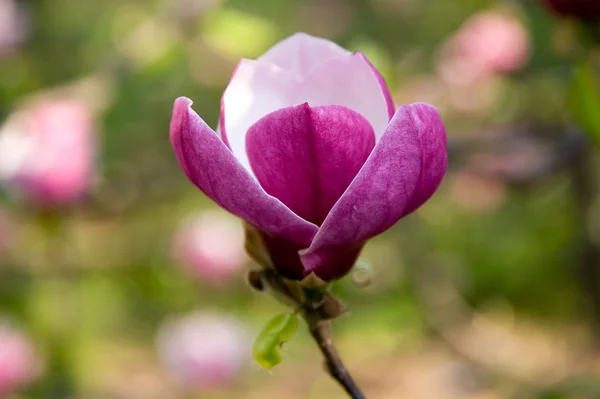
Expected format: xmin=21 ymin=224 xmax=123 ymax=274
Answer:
xmin=171 ymin=211 xmax=247 ymax=285
xmin=156 ymin=312 xmax=250 ymax=391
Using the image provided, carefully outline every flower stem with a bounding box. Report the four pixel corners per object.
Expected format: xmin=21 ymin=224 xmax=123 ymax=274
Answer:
xmin=252 ymin=269 xmax=365 ymax=398
xmin=304 ymin=312 xmax=366 ymax=399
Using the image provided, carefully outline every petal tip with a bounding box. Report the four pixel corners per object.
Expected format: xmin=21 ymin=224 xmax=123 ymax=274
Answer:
xmin=174 ymin=96 xmax=193 ymax=109
xmin=170 ymin=96 xmax=201 ymax=180
xmin=170 ymin=97 xmax=193 ymax=139
xmin=286 ymin=32 xmax=322 ymax=43
xmin=409 ymin=102 xmax=441 ymax=112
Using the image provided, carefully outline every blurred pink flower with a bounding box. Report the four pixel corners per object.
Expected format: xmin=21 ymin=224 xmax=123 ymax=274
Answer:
xmin=156 ymin=313 xmax=249 ymax=391
xmin=0 ymin=99 xmax=95 ymax=207
xmin=0 ymin=325 xmax=41 ymax=395
xmin=0 ymin=0 xmax=28 ymax=57
xmin=438 ymin=10 xmax=530 ymax=86
xmin=171 ymin=211 xmax=248 ymax=285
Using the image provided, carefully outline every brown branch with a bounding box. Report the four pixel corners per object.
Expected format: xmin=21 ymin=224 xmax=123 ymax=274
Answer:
xmin=252 ymin=268 xmax=366 ymax=398
xmin=304 ymin=312 xmax=366 ymax=399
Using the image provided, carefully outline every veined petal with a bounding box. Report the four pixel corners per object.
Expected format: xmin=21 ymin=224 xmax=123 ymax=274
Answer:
xmin=300 ymin=103 xmax=447 ymax=280
xmin=401 ymin=104 xmax=448 ymax=215
xmin=246 ymin=103 xmax=375 ymax=226
xmin=170 ymin=97 xmax=318 ymax=247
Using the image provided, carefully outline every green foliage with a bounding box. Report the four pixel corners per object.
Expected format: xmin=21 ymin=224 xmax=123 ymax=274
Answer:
xmin=569 ymin=61 xmax=600 ymax=145
xmin=1 ymin=0 xmax=600 ymax=396
xmin=252 ymin=312 xmax=298 ymax=370
xmin=537 ymin=376 xmax=600 ymax=399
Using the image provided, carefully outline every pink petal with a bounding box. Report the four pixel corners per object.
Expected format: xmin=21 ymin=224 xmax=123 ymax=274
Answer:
xmin=246 ymin=103 xmax=375 ymax=226
xmin=258 ymin=233 xmax=307 ymax=280
xmin=258 ymin=32 xmax=351 ymax=77
xmin=298 ymin=52 xmax=390 ymax=139
xmin=402 ymin=104 xmax=449 ymax=215
xmin=220 ymin=34 xmax=394 ymax=173
xmin=170 ymin=97 xmax=318 ymax=248
xmin=258 ymin=34 xmax=394 ymax=123
xmin=300 ymin=103 xmax=447 ymax=280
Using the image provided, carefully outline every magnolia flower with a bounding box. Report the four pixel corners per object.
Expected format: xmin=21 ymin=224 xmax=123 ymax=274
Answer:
xmin=171 ymin=211 xmax=248 ymax=285
xmin=156 ymin=313 xmax=249 ymax=390
xmin=0 ymin=99 xmax=95 ymax=206
xmin=170 ymin=33 xmax=447 ymax=282
xmin=543 ymin=0 xmax=600 ymax=19
xmin=0 ymin=325 xmax=41 ymax=395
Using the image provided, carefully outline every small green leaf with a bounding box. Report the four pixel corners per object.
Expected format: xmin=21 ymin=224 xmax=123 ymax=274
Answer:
xmin=568 ymin=61 xmax=600 ymax=145
xmin=252 ymin=313 xmax=298 ymax=369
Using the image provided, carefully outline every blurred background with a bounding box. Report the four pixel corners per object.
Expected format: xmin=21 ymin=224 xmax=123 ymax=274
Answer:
xmin=1 ymin=0 xmax=600 ymax=398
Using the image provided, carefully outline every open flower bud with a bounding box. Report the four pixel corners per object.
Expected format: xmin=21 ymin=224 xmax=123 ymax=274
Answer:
xmin=170 ymin=33 xmax=447 ymax=282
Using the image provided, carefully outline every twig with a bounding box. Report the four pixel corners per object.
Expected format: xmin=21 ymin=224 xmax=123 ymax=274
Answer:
xmin=304 ymin=313 xmax=366 ymax=399
xmin=253 ymin=269 xmax=366 ymax=398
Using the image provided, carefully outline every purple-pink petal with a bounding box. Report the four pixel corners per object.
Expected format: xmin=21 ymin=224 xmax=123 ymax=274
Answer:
xmin=246 ymin=103 xmax=375 ymax=226
xmin=300 ymin=103 xmax=447 ymax=280
xmin=402 ymin=104 xmax=448 ymax=216
xmin=170 ymin=97 xmax=318 ymax=248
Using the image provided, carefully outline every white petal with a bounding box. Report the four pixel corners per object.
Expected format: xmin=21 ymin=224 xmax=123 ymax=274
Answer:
xmin=300 ymin=53 xmax=390 ymax=139
xmin=221 ymin=34 xmax=390 ymax=173
xmin=221 ymin=59 xmax=298 ymax=172
xmin=258 ymin=32 xmax=351 ymax=77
